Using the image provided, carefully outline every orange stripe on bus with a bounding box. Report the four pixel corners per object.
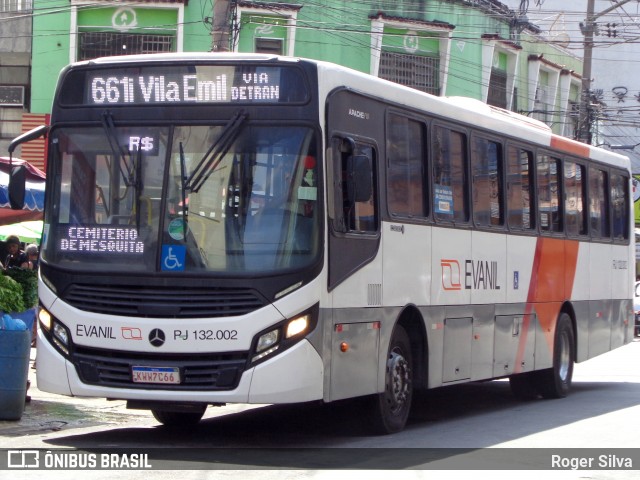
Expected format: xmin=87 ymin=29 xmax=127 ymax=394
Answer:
xmin=514 ymin=238 xmax=579 ymax=372
xmin=550 ymin=136 xmax=591 ymax=158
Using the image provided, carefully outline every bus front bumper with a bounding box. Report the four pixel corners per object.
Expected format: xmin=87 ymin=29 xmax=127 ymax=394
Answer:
xmin=35 ymin=329 xmax=324 ymax=405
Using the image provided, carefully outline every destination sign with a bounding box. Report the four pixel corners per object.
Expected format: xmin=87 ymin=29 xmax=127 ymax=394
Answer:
xmin=61 ymin=65 xmax=309 ymax=106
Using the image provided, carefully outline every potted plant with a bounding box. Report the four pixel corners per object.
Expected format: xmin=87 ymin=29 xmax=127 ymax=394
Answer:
xmin=4 ymin=268 xmax=37 ymax=311
xmin=0 ymin=273 xmax=26 ymax=314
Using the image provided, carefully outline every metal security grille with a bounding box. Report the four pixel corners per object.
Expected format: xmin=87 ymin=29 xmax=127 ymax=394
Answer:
xmin=0 ymin=0 xmax=31 ymax=12
xmin=78 ymin=32 xmax=174 ymax=61
xmin=487 ymin=68 xmax=507 ymax=109
xmin=379 ymin=51 xmax=440 ymax=95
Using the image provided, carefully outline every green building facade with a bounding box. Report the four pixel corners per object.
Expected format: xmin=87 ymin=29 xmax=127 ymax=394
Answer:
xmin=30 ymin=0 xmax=583 ymax=137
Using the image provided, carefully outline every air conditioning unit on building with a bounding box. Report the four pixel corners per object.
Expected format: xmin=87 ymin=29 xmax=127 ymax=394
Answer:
xmin=0 ymin=86 xmax=25 ymax=106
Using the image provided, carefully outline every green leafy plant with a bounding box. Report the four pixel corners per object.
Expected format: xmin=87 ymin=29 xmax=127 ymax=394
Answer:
xmin=0 ymin=273 xmax=26 ymax=313
xmin=4 ymin=268 xmax=37 ymax=309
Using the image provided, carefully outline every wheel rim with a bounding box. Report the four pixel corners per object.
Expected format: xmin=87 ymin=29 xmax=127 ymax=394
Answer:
xmin=385 ymin=347 xmax=411 ymax=415
xmin=558 ymin=330 xmax=571 ymax=382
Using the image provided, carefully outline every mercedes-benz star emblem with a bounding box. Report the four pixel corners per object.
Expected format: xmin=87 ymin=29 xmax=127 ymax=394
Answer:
xmin=148 ymin=328 xmax=166 ymax=347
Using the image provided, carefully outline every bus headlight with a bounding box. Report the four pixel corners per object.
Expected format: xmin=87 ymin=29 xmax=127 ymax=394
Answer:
xmin=253 ymin=329 xmax=280 ymax=362
xmin=38 ymin=307 xmax=52 ymax=330
xmin=39 ymin=306 xmax=71 ymax=356
xmin=286 ymin=315 xmax=309 ymax=338
xmin=250 ymin=304 xmax=318 ymax=365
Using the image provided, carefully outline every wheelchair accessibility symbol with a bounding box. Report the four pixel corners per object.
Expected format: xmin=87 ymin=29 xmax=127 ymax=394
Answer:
xmin=161 ymin=245 xmax=186 ymax=271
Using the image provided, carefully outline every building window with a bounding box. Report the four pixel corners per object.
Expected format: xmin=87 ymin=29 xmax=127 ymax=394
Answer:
xmin=534 ymin=77 xmax=551 ymax=125
xmin=235 ymin=5 xmax=300 ymax=56
xmin=379 ymin=52 xmax=439 ymax=95
xmin=566 ymin=100 xmax=580 ymax=140
xmin=487 ymin=68 xmax=507 ymax=109
xmin=78 ymin=32 xmax=174 ymax=61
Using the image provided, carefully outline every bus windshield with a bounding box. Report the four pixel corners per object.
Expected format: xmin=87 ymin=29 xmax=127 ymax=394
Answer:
xmin=43 ymin=122 xmax=320 ymax=274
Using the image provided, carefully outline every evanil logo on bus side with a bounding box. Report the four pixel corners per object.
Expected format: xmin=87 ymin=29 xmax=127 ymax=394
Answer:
xmin=441 ymin=259 xmax=501 ymax=291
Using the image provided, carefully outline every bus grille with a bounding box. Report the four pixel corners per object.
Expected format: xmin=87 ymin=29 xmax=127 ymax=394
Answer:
xmin=63 ymin=284 xmax=266 ymax=318
xmin=73 ymin=347 xmax=248 ymax=391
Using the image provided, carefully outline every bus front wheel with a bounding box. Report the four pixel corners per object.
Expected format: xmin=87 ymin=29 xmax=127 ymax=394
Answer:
xmin=152 ymin=407 xmax=206 ymax=428
xmin=369 ymin=325 xmax=413 ymax=434
xmin=534 ymin=312 xmax=575 ymax=399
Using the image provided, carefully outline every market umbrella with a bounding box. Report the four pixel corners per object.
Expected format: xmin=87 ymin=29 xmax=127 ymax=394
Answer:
xmin=0 ymin=220 xmax=43 ymax=244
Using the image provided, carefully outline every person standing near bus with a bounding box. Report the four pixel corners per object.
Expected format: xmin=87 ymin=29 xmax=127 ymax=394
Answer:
xmin=3 ymin=235 xmax=27 ymax=270
xmin=21 ymin=244 xmax=39 ymax=270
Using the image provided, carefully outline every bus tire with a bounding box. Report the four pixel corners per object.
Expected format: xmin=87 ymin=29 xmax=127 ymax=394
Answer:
xmin=509 ymin=372 xmax=539 ymax=400
xmin=152 ymin=408 xmax=206 ymax=428
xmin=368 ymin=325 xmax=413 ymax=434
xmin=534 ymin=312 xmax=575 ymax=399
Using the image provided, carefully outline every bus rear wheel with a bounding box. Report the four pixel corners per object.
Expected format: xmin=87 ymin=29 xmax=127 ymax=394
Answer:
xmin=369 ymin=325 xmax=413 ymax=434
xmin=152 ymin=407 xmax=206 ymax=428
xmin=533 ymin=312 xmax=575 ymax=399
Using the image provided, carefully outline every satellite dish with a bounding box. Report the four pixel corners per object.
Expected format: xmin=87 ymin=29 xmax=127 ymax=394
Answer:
xmin=553 ymin=32 xmax=571 ymax=48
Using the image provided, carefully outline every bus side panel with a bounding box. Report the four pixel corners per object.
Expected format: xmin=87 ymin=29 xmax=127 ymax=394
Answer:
xmin=611 ymin=244 xmax=634 ymax=349
xmin=327 ymin=253 xmax=385 ymax=401
xmin=381 ymin=222 xmax=432 ymax=307
xmin=505 ymin=235 xmax=537 ymax=303
xmin=431 ymin=227 xmax=472 ymax=306
xmin=470 ymin=231 xmax=506 ymax=305
xmin=588 ymin=242 xmax=613 ymax=359
xmin=572 ymin=242 xmax=591 ymax=362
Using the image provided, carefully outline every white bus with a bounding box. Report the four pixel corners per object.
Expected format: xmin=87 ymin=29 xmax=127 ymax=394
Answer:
xmin=9 ymin=53 xmax=634 ymax=434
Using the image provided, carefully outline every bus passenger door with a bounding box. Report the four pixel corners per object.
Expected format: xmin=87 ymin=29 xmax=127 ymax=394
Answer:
xmin=327 ymin=136 xmax=383 ymax=401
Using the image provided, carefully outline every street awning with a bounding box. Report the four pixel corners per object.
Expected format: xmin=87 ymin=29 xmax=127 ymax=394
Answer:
xmin=0 ymin=157 xmax=45 ymax=226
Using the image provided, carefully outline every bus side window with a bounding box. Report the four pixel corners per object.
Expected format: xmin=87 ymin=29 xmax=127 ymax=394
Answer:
xmin=537 ymin=153 xmax=562 ymax=233
xmin=332 ymin=138 xmax=377 ymax=233
xmin=611 ymin=173 xmax=629 ymax=241
xmin=564 ymin=161 xmax=587 ymax=237
xmin=589 ymin=167 xmax=610 ymax=239
xmin=471 ymin=136 xmax=503 ymax=227
xmin=387 ymin=113 xmax=427 ymax=218
xmin=433 ymin=125 xmax=468 ymax=223
xmin=506 ymin=145 xmax=534 ymax=230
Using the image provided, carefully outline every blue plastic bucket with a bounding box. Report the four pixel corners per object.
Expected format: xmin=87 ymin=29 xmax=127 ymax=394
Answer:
xmin=0 ymin=329 xmax=31 ymax=420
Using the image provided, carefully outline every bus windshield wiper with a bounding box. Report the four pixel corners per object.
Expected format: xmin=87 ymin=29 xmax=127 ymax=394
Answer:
xmin=101 ymin=111 xmax=135 ymax=186
xmin=186 ymin=110 xmax=247 ymax=193
xmin=179 ymin=141 xmax=188 ymax=234
xmin=134 ymin=146 xmax=143 ymax=230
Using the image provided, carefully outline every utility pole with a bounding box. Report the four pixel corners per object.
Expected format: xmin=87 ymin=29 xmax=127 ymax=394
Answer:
xmin=579 ymin=0 xmax=633 ymax=144
xmin=212 ymin=0 xmax=231 ymax=52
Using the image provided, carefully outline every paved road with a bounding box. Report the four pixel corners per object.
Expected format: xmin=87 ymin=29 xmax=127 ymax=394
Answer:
xmin=2 ymin=337 xmax=640 ymax=479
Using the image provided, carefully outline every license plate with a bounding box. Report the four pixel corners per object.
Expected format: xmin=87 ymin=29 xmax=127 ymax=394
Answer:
xmin=131 ymin=366 xmax=180 ymax=385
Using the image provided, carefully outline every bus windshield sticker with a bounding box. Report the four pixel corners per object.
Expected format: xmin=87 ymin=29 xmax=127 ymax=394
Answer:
xmin=435 ymin=185 xmax=453 ymax=214
xmin=161 ymin=245 xmax=186 ymax=271
xmin=167 ymin=218 xmax=185 ymax=241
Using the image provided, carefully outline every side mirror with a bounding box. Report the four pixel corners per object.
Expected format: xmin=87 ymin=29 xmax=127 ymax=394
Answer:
xmin=9 ymin=164 xmax=27 ymax=210
xmin=346 ymin=155 xmax=372 ymax=203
